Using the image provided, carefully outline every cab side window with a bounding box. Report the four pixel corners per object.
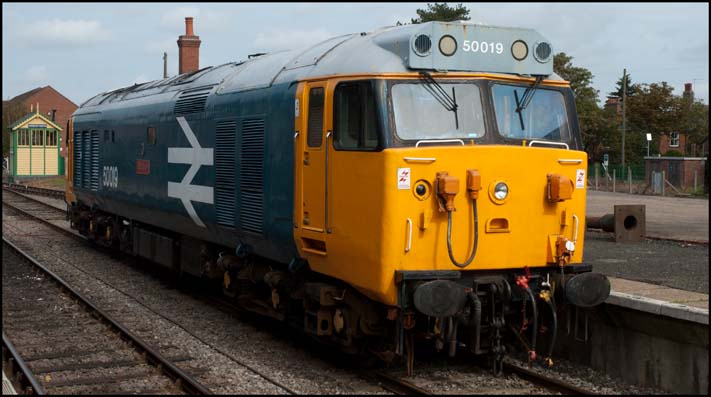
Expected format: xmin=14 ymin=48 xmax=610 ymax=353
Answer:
xmin=334 ymin=81 xmax=380 ymax=151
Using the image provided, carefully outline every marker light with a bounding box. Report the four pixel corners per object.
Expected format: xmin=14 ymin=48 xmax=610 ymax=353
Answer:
xmin=511 ymin=40 xmax=528 ymax=61
xmin=494 ymin=182 xmax=509 ymax=200
xmin=439 ymin=35 xmax=457 ymax=56
xmin=534 ymin=41 xmax=552 ymax=62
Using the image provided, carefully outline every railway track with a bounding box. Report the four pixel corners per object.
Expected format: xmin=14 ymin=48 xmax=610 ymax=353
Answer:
xmin=503 ymin=362 xmax=596 ymax=395
xmin=2 ymin=238 xmax=211 ymax=394
xmin=2 ymin=183 xmax=65 ymax=200
xmin=2 ymin=191 xmax=299 ymax=394
xmin=3 ymin=186 xmax=596 ymax=395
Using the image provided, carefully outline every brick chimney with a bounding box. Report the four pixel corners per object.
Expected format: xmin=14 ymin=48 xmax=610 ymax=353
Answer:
xmin=177 ymin=17 xmax=201 ymax=74
xmin=683 ymin=82 xmax=694 ymax=107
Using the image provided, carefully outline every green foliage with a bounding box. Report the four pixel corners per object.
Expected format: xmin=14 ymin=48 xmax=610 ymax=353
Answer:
xmin=553 ymin=53 xmax=607 ymax=157
xmin=608 ymin=73 xmax=641 ymax=99
xmin=2 ymin=101 xmax=27 ymax=157
xmin=411 ymin=3 xmax=471 ymax=24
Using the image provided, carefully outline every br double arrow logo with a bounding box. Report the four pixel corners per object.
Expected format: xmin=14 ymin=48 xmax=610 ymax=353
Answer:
xmin=167 ymin=117 xmax=214 ymax=227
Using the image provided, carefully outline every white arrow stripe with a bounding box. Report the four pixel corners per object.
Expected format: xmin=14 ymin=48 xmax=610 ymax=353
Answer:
xmin=167 ymin=117 xmax=214 ymax=228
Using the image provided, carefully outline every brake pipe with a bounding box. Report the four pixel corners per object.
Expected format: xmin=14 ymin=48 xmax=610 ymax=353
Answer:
xmin=541 ymin=291 xmax=557 ymax=367
xmin=446 ymin=199 xmax=479 ymax=268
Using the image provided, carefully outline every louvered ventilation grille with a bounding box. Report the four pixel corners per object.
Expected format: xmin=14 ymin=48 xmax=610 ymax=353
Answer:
xmin=90 ymin=131 xmax=100 ymax=191
xmin=174 ymin=88 xmax=211 ymax=115
xmin=215 ymin=120 xmax=236 ymax=228
xmin=73 ymin=131 xmax=82 ymax=188
xmin=82 ymin=133 xmax=91 ymax=188
xmin=307 ymin=88 xmax=324 ymax=147
xmin=240 ymin=118 xmax=265 ymax=234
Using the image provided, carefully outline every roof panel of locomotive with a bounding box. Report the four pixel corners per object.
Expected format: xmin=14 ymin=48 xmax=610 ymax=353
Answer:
xmin=75 ymin=22 xmax=562 ymax=115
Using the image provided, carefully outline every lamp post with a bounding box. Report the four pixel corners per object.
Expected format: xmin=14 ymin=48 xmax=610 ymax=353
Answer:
xmin=646 ymin=133 xmax=652 ymax=157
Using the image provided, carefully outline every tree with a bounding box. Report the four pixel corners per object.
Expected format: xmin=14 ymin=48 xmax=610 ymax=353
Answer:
xmin=608 ymin=73 xmax=641 ymax=99
xmin=553 ymin=53 xmax=606 ymax=157
xmin=624 ymin=82 xmax=680 ymax=164
xmin=411 ymin=3 xmax=471 ymax=23
xmin=676 ymin=98 xmax=709 ymax=155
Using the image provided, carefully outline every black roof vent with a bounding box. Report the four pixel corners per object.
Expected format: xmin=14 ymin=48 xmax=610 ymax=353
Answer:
xmin=174 ymin=86 xmax=213 ymax=115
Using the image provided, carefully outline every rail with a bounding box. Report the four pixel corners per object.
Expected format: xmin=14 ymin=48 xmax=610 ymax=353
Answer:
xmin=2 ymin=333 xmax=46 ymax=395
xmin=503 ymin=362 xmax=595 ymax=395
xmin=2 ymin=183 xmax=65 ymax=200
xmin=2 ymin=237 xmax=212 ymax=395
xmin=361 ymin=370 xmax=432 ymax=395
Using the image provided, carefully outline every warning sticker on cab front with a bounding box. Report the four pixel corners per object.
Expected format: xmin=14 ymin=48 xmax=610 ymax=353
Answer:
xmin=397 ymin=168 xmax=411 ymax=190
xmin=575 ymin=169 xmax=585 ymax=189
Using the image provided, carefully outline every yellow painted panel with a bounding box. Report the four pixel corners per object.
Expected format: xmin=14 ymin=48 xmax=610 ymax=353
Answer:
xmin=16 ymin=148 xmax=31 ymax=175
xmin=299 ymin=145 xmax=587 ymax=306
xmin=45 ymin=151 xmax=58 ymax=175
xmin=31 ymin=148 xmax=45 ymax=175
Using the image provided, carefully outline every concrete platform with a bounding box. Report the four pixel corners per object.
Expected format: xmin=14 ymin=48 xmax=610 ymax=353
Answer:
xmin=586 ymin=190 xmax=708 ymax=243
xmin=607 ymin=277 xmax=708 ymax=324
xmin=586 ymin=190 xmax=709 ymax=325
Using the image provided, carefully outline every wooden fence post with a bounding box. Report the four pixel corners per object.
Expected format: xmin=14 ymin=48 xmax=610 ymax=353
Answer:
xmin=628 ymin=166 xmax=632 ymax=194
xmin=612 ymin=169 xmax=616 ymax=192
xmin=662 ymin=171 xmax=665 ymax=196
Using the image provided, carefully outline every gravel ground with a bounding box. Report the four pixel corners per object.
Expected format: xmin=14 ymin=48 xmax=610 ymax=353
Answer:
xmin=2 ymin=198 xmax=678 ymax=394
xmin=583 ymin=230 xmax=709 ymax=294
xmin=504 ymin=353 xmax=667 ymax=395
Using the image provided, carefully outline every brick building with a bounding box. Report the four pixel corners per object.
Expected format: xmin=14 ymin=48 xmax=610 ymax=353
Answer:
xmin=5 ymin=86 xmax=78 ymax=162
xmin=645 ymin=156 xmax=705 ymax=193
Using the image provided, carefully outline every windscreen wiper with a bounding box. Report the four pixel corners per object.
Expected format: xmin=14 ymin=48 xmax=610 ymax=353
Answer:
xmin=419 ymin=71 xmax=459 ymax=129
xmin=514 ymin=75 xmax=544 ymax=130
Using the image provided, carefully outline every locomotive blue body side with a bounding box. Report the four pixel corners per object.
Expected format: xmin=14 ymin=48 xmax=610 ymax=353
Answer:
xmin=71 ymin=81 xmax=299 ymax=265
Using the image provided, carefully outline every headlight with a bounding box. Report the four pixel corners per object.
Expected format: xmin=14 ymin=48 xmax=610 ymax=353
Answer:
xmin=494 ymin=182 xmax=509 ymax=200
xmin=439 ymin=35 xmax=457 ymax=56
xmin=511 ymin=40 xmax=528 ymax=61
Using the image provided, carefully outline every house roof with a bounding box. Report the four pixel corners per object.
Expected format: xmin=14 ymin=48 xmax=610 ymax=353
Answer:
xmin=7 ymin=86 xmax=78 ymax=107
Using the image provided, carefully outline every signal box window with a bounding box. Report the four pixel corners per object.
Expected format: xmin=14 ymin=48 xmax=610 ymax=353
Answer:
xmin=18 ymin=130 xmax=30 ymax=146
xmin=307 ymin=88 xmax=324 ymax=148
xmin=32 ymin=130 xmax=44 ymax=146
xmin=334 ymin=81 xmax=380 ymax=150
xmin=47 ymin=131 xmax=57 ymax=146
xmin=147 ymin=127 xmax=157 ymax=145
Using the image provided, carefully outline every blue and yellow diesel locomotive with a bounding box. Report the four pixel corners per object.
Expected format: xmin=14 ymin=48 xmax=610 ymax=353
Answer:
xmin=67 ymin=21 xmax=610 ymax=372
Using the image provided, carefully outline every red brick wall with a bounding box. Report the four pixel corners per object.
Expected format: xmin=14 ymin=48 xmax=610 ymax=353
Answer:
xmin=20 ymin=87 xmax=78 ymax=158
xmin=659 ymin=133 xmax=687 ymax=155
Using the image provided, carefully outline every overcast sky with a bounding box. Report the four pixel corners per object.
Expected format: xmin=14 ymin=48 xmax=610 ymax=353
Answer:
xmin=3 ymin=3 xmax=709 ymax=106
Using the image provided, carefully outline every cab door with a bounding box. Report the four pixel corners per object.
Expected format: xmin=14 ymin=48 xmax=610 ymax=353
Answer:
xmin=299 ymin=81 xmax=330 ymax=238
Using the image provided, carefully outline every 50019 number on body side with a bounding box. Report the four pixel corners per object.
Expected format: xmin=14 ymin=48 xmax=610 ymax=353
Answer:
xmin=462 ymin=40 xmax=504 ymax=54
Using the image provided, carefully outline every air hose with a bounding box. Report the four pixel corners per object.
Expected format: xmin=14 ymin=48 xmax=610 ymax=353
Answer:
xmin=524 ymin=286 xmax=538 ymax=362
xmin=446 ymin=199 xmax=479 ymax=268
xmin=544 ymin=294 xmax=557 ymax=366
